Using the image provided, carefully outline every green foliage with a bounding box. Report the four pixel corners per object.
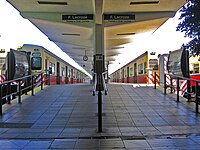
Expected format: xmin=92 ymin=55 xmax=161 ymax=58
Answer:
xmin=177 ymin=0 xmax=200 ymax=56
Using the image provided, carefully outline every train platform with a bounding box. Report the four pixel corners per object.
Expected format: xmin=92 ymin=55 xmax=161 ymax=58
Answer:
xmin=1 ymin=83 xmax=200 ymax=149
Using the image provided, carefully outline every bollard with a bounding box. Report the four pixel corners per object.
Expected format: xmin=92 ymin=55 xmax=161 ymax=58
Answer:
xmin=176 ymin=78 xmax=179 ymax=102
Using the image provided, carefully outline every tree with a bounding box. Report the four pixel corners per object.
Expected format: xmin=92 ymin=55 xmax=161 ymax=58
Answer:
xmin=176 ymin=0 xmax=200 ymax=56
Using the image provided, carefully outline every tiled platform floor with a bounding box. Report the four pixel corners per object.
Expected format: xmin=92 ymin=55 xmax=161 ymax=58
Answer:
xmin=0 ymin=84 xmax=200 ymax=149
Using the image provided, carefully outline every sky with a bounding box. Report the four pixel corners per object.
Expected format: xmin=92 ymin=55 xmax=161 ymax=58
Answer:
xmin=0 ymin=0 xmax=189 ymax=75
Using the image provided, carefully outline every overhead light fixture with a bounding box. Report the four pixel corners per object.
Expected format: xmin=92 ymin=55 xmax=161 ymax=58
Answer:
xmin=38 ymin=1 xmax=68 ymax=5
xmin=117 ymin=33 xmax=135 ymax=36
xmin=130 ymin=1 xmax=159 ymax=5
xmin=62 ymin=33 xmax=80 ymax=36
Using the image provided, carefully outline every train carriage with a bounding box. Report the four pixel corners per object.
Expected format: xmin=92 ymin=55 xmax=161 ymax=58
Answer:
xmin=19 ymin=44 xmax=87 ymax=85
xmin=0 ymin=44 xmax=88 ymax=85
xmin=110 ymin=51 xmax=159 ymax=84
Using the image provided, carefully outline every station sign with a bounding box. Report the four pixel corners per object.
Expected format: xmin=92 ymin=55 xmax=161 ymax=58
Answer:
xmin=104 ymin=14 xmax=135 ymax=22
xmin=62 ymin=14 xmax=94 ymax=23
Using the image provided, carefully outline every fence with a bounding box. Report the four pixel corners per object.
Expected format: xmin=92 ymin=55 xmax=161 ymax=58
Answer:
xmin=0 ymin=73 xmax=50 ymax=115
xmin=153 ymin=72 xmax=200 ymax=113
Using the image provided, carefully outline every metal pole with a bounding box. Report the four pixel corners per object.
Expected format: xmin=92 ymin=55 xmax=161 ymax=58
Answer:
xmin=98 ymin=75 xmax=102 ymax=133
xmin=25 ymin=78 xmax=28 ymax=95
xmin=195 ymin=81 xmax=199 ymax=113
xmin=7 ymin=83 xmax=11 ymax=104
xmin=176 ymin=77 xmax=179 ymax=102
xmin=170 ymin=76 xmax=173 ymax=93
xmin=31 ymin=75 xmax=34 ymax=96
xmin=7 ymin=52 xmax=11 ymax=104
xmin=0 ymin=84 xmax=2 ymax=115
xmin=41 ymin=73 xmax=43 ymax=90
xmin=18 ymin=80 xmax=21 ymax=104
xmin=154 ymin=72 xmax=156 ymax=89
xmin=164 ymin=74 xmax=167 ymax=95
xmin=187 ymin=80 xmax=191 ymax=102
xmin=48 ymin=73 xmax=50 ymax=86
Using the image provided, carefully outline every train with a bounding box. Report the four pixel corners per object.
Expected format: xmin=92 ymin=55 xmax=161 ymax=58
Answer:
xmin=0 ymin=44 xmax=89 ymax=85
xmin=110 ymin=51 xmax=160 ymax=84
xmin=110 ymin=49 xmax=200 ymax=94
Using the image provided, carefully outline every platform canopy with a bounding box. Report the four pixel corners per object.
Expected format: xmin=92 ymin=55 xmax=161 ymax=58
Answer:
xmin=7 ymin=0 xmax=186 ymax=75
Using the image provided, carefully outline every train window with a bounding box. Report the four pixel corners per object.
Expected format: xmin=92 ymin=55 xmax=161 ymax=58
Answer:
xmin=68 ymin=70 xmax=70 ymax=77
xmin=144 ymin=62 xmax=147 ymax=74
xmin=194 ymin=63 xmax=199 ymax=73
xmin=130 ymin=67 xmax=133 ymax=76
xmin=61 ymin=67 xmax=65 ymax=76
xmin=138 ymin=63 xmax=143 ymax=74
xmin=0 ymin=57 xmax=5 ymax=68
xmin=49 ymin=62 xmax=55 ymax=75
xmin=31 ymin=57 xmax=42 ymax=70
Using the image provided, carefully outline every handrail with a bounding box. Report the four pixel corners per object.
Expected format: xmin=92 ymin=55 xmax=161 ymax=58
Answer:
xmin=162 ymin=73 xmax=200 ymax=113
xmin=167 ymin=73 xmax=200 ymax=83
xmin=0 ymin=74 xmax=37 ymax=85
xmin=0 ymin=72 xmax=50 ymax=115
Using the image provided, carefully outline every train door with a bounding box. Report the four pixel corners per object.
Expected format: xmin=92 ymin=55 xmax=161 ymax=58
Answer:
xmin=56 ymin=62 xmax=60 ymax=84
xmin=122 ymin=69 xmax=124 ymax=83
xmin=65 ymin=66 xmax=68 ymax=84
xmin=134 ymin=63 xmax=137 ymax=83
xmin=127 ymin=66 xmax=129 ymax=83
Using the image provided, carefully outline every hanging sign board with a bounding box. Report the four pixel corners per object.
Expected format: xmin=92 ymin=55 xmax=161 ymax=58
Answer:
xmin=62 ymin=14 xmax=94 ymax=23
xmin=104 ymin=14 xmax=135 ymax=22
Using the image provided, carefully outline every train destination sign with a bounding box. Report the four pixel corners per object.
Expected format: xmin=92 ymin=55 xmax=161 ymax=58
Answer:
xmin=104 ymin=14 xmax=135 ymax=22
xmin=62 ymin=14 xmax=93 ymax=22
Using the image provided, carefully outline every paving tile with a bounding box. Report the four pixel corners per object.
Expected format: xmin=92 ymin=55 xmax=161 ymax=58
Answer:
xmin=1 ymin=84 xmax=200 ymax=149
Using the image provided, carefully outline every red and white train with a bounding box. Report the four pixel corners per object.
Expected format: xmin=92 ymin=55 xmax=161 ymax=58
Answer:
xmin=0 ymin=44 xmax=89 ymax=85
xmin=110 ymin=49 xmax=200 ymax=96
